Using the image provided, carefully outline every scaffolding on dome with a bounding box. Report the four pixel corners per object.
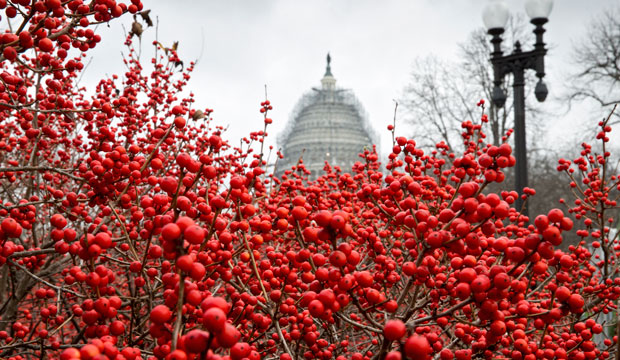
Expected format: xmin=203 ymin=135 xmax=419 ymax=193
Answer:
xmin=277 ymin=85 xmax=380 ymax=155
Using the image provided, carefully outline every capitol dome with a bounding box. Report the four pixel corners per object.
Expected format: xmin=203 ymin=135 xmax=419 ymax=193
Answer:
xmin=276 ymin=54 xmax=378 ymax=180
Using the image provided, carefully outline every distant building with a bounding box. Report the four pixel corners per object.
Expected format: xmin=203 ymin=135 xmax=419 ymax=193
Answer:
xmin=276 ymin=54 xmax=378 ymax=180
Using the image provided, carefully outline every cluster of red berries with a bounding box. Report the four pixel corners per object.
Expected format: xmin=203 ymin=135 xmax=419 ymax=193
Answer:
xmin=0 ymin=2 xmax=618 ymax=360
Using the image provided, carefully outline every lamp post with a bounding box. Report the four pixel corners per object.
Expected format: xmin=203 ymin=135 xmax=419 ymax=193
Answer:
xmin=482 ymin=0 xmax=553 ymax=217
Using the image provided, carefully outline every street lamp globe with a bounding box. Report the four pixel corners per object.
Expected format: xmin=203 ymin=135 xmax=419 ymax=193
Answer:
xmin=525 ymin=0 xmax=553 ymax=21
xmin=482 ymin=0 xmax=510 ymax=31
xmin=535 ymin=80 xmax=548 ymax=102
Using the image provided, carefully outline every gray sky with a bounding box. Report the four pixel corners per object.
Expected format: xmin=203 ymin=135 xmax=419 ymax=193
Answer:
xmin=85 ymin=0 xmax=617 ymax=156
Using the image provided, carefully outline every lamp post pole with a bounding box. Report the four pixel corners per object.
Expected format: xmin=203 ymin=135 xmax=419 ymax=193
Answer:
xmin=513 ymin=65 xmax=527 ymax=216
xmin=483 ymin=0 xmax=553 ymax=218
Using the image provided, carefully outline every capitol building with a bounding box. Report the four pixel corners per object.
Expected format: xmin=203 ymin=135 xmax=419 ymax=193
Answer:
xmin=276 ymin=55 xmax=378 ymax=180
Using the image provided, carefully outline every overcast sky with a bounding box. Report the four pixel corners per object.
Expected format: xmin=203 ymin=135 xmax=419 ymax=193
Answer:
xmin=84 ymin=0 xmax=617 ymax=156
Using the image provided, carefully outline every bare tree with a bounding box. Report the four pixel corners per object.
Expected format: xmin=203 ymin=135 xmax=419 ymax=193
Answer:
xmin=401 ymin=15 xmax=546 ymax=150
xmin=400 ymin=56 xmax=476 ymax=151
xmin=567 ymin=5 xmax=620 ymax=121
xmin=401 ymin=15 xmax=582 ymax=244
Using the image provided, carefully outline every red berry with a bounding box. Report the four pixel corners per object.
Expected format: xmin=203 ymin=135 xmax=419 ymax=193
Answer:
xmin=203 ymin=307 xmax=227 ymax=332
xmin=167 ymin=350 xmax=188 ymax=360
xmin=383 ymin=319 xmax=407 ymax=341
xmin=201 ymin=296 xmax=229 ymax=312
xmin=404 ymin=335 xmax=431 ymax=360
xmin=61 ymin=348 xmax=81 ymax=360
xmin=291 ymin=206 xmax=308 ymax=220
xmin=470 ymin=275 xmax=491 ymax=293
xmin=110 ymin=320 xmax=125 ymax=335
xmin=80 ymin=344 xmax=100 ymax=359
xmin=355 ymin=271 xmax=373 ymax=287
xmin=534 ymin=215 xmax=549 ymax=231
xmin=184 ymin=329 xmax=209 ymax=353
xmin=150 ymin=305 xmax=172 ymax=324
xmin=172 ymin=105 xmax=184 ymax=115
xmin=314 ymin=210 xmax=332 ymax=227
xmin=184 ymin=225 xmax=205 ymax=244
xmin=3 ymin=46 xmax=16 ymax=61
xmin=174 ymin=116 xmax=186 ymax=129
xmin=489 ymin=320 xmax=506 ymax=336
xmin=177 ymin=255 xmax=194 ymax=272
xmin=547 ymin=208 xmax=564 ymax=223
xmin=217 ymin=323 xmax=240 ymax=348
xmin=161 ymin=223 xmax=181 ymax=241
xmin=1 ymin=218 xmax=17 ymax=234
xmin=308 ymin=299 xmax=325 ymax=317
xmin=568 ymin=294 xmax=584 ymax=311
xmin=230 ymin=342 xmax=251 ymax=360
xmin=329 ymin=250 xmax=347 ymax=268
xmin=38 ymin=38 xmax=53 ymax=52
xmin=426 ymin=231 xmax=442 ymax=248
